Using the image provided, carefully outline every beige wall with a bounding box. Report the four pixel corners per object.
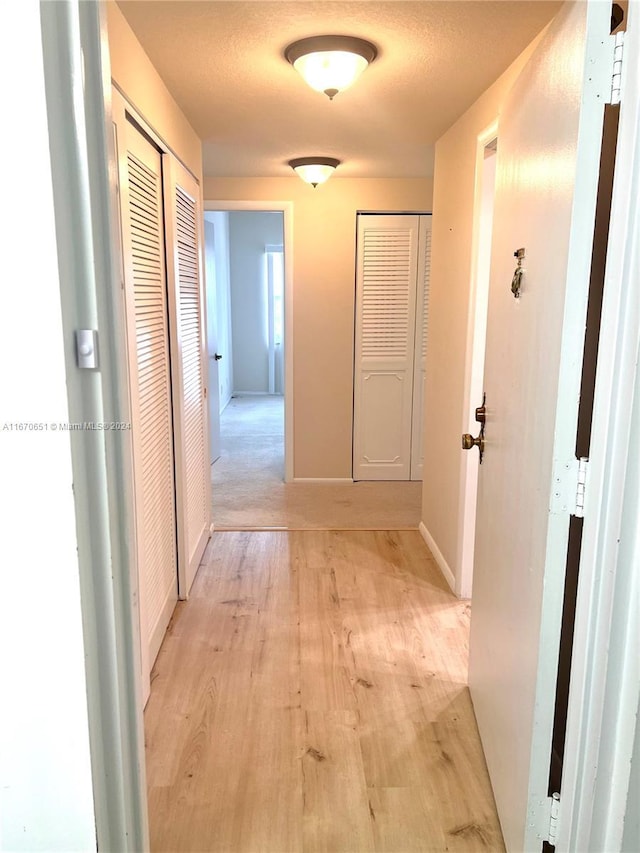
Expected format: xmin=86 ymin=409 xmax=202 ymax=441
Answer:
xmin=421 ymin=34 xmax=543 ymax=594
xmin=106 ymin=2 xmax=202 ymax=180
xmin=204 ymin=177 xmax=433 ymax=478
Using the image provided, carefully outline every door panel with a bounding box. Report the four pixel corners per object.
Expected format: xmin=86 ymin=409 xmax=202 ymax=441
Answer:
xmin=115 ymin=108 xmax=178 ymax=703
xmin=164 ymin=157 xmax=211 ymax=597
xmin=467 ymin=2 xmax=609 ymax=849
xmin=204 ymin=219 xmax=221 ymax=462
xmin=353 ymin=215 xmax=419 ymax=480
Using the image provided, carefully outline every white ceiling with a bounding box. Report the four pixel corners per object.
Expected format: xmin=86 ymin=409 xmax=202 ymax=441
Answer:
xmin=116 ymin=0 xmax=561 ymax=179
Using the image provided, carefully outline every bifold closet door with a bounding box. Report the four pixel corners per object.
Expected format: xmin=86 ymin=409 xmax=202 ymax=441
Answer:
xmin=353 ymin=214 xmax=420 ymax=480
xmin=410 ymin=216 xmax=432 ymax=481
xmin=115 ymin=107 xmax=178 ymax=703
xmin=163 ymin=157 xmax=211 ymax=598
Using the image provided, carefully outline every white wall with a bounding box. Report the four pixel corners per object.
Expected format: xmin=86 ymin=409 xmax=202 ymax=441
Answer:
xmin=205 ymin=178 xmax=433 ymax=476
xmin=421 ymin=33 xmax=542 ymax=593
xmin=228 ymin=211 xmax=284 ymax=394
xmin=107 ymin=3 xmax=201 ymax=180
xmin=0 ymin=4 xmax=96 ymax=850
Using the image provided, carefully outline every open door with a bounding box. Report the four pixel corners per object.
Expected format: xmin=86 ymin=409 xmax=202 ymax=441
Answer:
xmin=467 ymin=2 xmax=612 ymax=849
xmin=204 ymin=218 xmax=222 ymax=463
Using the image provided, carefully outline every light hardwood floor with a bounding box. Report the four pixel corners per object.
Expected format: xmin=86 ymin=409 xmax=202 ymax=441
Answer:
xmin=145 ymin=531 xmax=504 ymax=852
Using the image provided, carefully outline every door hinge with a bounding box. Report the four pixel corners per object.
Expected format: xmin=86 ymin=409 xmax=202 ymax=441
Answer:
xmin=574 ymin=457 xmax=589 ymax=518
xmin=610 ymin=31 xmax=625 ymax=105
xmin=544 ymin=792 xmax=561 ymax=847
xmin=550 ymin=457 xmax=589 ymax=516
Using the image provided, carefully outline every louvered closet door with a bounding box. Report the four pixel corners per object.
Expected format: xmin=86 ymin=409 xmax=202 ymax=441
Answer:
xmin=164 ymin=157 xmax=211 ymax=597
xmin=116 ymin=111 xmax=178 ymax=702
xmin=410 ymin=215 xmax=432 ymax=481
xmin=353 ymin=214 xmax=419 ymax=480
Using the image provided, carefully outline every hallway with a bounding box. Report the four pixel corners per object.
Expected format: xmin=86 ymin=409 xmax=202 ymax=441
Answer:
xmin=144 ymin=530 xmax=503 ymax=852
xmin=211 ymin=397 xmax=422 ymax=530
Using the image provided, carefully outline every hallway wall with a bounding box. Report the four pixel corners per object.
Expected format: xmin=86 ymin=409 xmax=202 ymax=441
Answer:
xmin=204 ymin=177 xmax=433 ymax=478
xmin=106 ymin=3 xmax=201 ymax=179
xmin=420 ymin=30 xmax=545 ymax=595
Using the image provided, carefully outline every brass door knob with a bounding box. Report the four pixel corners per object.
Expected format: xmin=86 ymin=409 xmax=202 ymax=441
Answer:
xmin=462 ymin=430 xmax=484 ymax=463
xmin=475 ymin=405 xmax=486 ymax=424
xmin=462 ymin=433 xmax=482 ymax=450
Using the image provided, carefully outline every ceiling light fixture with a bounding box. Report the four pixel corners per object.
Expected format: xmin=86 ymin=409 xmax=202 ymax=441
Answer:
xmin=285 ymin=36 xmax=377 ymax=100
xmin=288 ymin=157 xmax=341 ymax=187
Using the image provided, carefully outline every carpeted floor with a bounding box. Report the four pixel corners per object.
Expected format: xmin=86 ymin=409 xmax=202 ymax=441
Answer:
xmin=211 ymin=395 xmax=422 ymax=530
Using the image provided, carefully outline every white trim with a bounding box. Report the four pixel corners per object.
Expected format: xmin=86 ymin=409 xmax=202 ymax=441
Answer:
xmin=558 ymin=4 xmax=640 ymax=847
xmin=40 ymin=3 xmax=148 ymax=849
xmin=206 ymin=200 xmax=294 ymax=482
xmin=456 ymin=119 xmax=498 ymax=600
xmin=292 ymin=477 xmax=353 ymax=484
xmin=111 ymin=81 xmax=198 ymax=184
xmin=419 ymin=522 xmax=457 ymax=594
xmin=231 ymin=391 xmax=284 ymax=397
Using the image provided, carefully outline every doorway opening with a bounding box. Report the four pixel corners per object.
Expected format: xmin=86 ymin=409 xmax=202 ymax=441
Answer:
xmin=204 ymin=203 xmax=292 ymax=528
xmin=457 ymin=128 xmax=498 ymax=598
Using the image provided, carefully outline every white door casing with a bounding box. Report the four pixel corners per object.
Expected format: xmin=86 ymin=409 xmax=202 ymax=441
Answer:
xmin=467 ymin=2 xmax=611 ymax=850
xmin=353 ymin=214 xmax=431 ymax=481
xmin=164 ymin=156 xmax=212 ymax=598
xmin=114 ymin=102 xmax=178 ymax=704
xmin=410 ymin=216 xmax=432 ymax=481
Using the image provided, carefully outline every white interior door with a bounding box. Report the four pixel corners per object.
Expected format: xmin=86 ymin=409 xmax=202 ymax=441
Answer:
xmin=204 ymin=219 xmax=221 ymax=462
xmin=410 ymin=215 xmax=432 ymax=480
xmin=353 ymin=214 xmax=419 ymax=480
xmin=114 ymin=103 xmax=178 ymax=704
xmin=164 ymin=156 xmax=211 ymax=598
xmin=467 ymin=2 xmax=610 ymax=849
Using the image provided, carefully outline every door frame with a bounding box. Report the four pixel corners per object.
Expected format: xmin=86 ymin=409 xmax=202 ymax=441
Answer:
xmin=40 ymin=3 xmax=148 ymax=849
xmin=558 ymin=5 xmax=640 ymax=845
xmin=457 ymin=120 xmax=498 ymax=600
xmin=204 ymin=200 xmax=294 ymax=483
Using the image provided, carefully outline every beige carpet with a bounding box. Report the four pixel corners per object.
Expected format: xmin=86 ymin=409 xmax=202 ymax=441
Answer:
xmin=211 ymin=396 xmax=422 ymax=530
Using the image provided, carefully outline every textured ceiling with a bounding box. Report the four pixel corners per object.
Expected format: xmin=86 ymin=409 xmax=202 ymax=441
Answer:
xmin=116 ymin=0 xmax=561 ymax=178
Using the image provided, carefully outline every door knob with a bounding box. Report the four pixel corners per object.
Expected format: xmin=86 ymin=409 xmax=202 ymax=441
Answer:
xmin=462 ymin=432 xmax=484 ymax=452
xmin=462 ymin=431 xmax=484 ymax=463
xmin=462 ymin=393 xmax=485 ymax=463
xmin=212 ymin=353 xmax=223 ymax=361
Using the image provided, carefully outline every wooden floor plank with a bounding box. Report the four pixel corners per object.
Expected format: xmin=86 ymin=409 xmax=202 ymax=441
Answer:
xmin=145 ymin=530 xmax=504 ymax=852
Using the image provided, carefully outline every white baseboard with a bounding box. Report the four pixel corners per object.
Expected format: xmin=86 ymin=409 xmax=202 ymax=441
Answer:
xmin=418 ymin=522 xmax=457 ymax=595
xmin=292 ymin=478 xmax=354 ymax=484
xmin=231 ymin=391 xmax=283 ymax=397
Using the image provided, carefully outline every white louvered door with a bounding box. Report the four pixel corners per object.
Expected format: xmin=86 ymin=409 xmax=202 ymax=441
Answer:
xmin=114 ymin=104 xmax=178 ymax=703
xmin=410 ymin=216 xmax=433 ymax=480
xmin=353 ymin=213 xmax=431 ymax=481
xmin=353 ymin=215 xmax=420 ymax=480
xmin=164 ymin=157 xmax=211 ymax=598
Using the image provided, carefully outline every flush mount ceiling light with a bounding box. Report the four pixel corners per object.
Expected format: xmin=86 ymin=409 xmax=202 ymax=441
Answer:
xmin=288 ymin=157 xmax=341 ymax=187
xmin=285 ymin=36 xmax=377 ymax=100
